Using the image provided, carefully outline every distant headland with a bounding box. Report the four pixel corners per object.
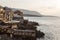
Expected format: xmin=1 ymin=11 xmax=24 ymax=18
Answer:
xmin=0 ymin=6 xmax=58 ymax=17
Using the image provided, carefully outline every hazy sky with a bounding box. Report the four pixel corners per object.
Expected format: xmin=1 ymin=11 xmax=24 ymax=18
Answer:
xmin=0 ymin=0 xmax=60 ymax=16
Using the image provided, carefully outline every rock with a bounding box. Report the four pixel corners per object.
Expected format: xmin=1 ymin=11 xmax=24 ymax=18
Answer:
xmin=36 ymin=31 xmax=45 ymax=38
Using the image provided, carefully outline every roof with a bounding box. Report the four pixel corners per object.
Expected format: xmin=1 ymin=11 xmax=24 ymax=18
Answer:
xmin=0 ymin=25 xmax=9 ymax=28
xmin=13 ymin=29 xmax=35 ymax=33
xmin=5 ymin=20 xmax=20 ymax=23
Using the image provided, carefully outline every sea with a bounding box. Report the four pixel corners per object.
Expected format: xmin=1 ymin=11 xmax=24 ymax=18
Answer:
xmin=24 ymin=16 xmax=60 ymax=40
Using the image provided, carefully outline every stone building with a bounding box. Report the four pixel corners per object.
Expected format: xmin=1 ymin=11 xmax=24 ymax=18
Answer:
xmin=0 ymin=6 xmax=5 ymax=22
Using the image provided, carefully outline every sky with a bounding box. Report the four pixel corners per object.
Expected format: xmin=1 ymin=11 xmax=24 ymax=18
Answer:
xmin=0 ymin=0 xmax=60 ymax=16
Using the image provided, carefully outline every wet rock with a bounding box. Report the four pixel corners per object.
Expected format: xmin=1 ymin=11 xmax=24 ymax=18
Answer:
xmin=36 ymin=31 xmax=45 ymax=38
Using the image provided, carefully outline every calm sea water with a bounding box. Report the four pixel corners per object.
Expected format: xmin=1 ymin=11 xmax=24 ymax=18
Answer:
xmin=24 ymin=17 xmax=60 ymax=40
